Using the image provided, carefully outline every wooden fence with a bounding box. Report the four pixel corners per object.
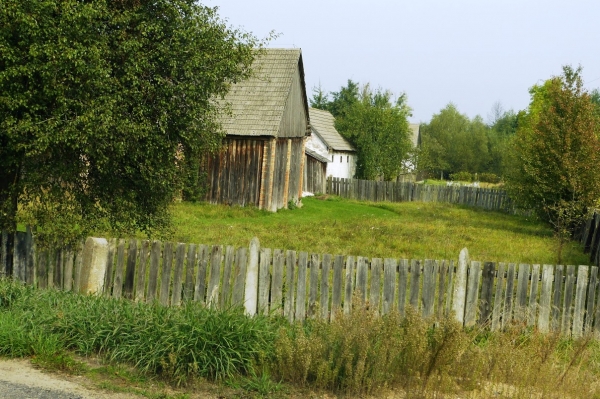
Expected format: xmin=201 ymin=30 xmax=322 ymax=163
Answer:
xmin=580 ymin=210 xmax=600 ymax=268
xmin=2 ymin=229 xmax=600 ymax=338
xmin=326 ymin=177 xmax=516 ymax=213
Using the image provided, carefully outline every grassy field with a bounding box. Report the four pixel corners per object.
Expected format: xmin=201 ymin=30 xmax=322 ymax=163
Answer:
xmin=169 ymin=196 xmax=588 ymax=265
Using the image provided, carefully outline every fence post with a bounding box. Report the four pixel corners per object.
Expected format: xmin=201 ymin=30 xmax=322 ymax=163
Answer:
xmin=244 ymin=237 xmax=260 ymax=316
xmin=79 ymin=237 xmax=108 ymax=295
xmin=452 ymin=248 xmax=469 ymax=325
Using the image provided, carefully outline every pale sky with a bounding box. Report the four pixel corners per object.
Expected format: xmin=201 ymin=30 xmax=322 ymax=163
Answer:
xmin=206 ymin=0 xmax=600 ymax=124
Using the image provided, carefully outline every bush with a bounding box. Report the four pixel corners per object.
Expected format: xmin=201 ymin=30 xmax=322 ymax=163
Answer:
xmin=478 ymin=173 xmax=501 ymax=184
xmin=450 ymin=171 xmax=473 ymax=182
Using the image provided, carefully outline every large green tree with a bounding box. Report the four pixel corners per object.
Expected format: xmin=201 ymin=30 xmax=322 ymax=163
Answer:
xmin=418 ymin=104 xmax=489 ymax=178
xmin=0 ymin=0 xmax=261 ymax=244
xmin=505 ymin=66 xmax=600 ymax=261
xmin=335 ymin=85 xmax=413 ymax=180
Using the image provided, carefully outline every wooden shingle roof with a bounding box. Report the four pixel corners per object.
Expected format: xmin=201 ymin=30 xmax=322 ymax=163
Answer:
xmin=220 ymin=48 xmax=304 ymax=137
xmin=309 ymin=108 xmax=355 ymax=152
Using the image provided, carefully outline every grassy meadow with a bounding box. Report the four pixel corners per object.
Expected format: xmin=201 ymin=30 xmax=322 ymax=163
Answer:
xmin=169 ymin=196 xmax=589 ymax=266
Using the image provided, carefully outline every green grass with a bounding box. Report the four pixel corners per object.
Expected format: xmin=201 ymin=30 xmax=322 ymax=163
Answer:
xmin=169 ymin=196 xmax=588 ymax=265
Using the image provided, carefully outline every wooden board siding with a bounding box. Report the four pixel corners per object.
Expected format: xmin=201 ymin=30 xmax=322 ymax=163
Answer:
xmin=206 ymin=137 xmax=265 ymax=207
xmin=277 ymin=61 xmax=309 ymax=138
xmin=304 ymin=155 xmax=327 ymax=194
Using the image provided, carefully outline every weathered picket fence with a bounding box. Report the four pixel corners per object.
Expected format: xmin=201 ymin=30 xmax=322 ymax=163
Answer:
xmin=1 ymin=229 xmax=599 ymax=338
xmin=326 ymin=177 xmax=515 ymax=213
xmin=580 ymin=210 xmax=600 ymax=268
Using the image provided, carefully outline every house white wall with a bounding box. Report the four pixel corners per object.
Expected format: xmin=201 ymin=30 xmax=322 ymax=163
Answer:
xmin=306 ymin=132 xmax=356 ymax=179
xmin=327 ymin=151 xmax=356 ymax=179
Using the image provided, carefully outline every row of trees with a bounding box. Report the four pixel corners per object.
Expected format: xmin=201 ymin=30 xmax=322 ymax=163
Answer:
xmin=0 ymin=0 xmax=262 ymax=244
xmin=310 ymin=80 xmax=413 ymax=181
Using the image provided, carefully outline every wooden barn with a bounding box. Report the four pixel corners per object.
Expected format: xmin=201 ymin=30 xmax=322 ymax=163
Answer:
xmin=205 ymin=49 xmax=311 ymax=211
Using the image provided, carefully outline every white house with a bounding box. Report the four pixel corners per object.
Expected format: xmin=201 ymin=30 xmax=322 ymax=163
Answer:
xmin=306 ymin=108 xmax=356 ymax=179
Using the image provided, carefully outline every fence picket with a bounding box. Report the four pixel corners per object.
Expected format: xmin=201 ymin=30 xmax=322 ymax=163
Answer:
xmin=538 ymin=265 xmax=554 ymax=333
xmin=383 ymin=258 xmax=396 ymax=315
xmin=136 ymin=240 xmax=150 ymax=302
xmin=271 ymin=249 xmax=284 ymax=316
xmin=171 ymin=243 xmax=186 ymax=306
xmin=331 ymin=255 xmax=344 ymax=319
xmin=159 ymin=242 xmax=174 ymax=306
xmin=321 ymin=254 xmax=332 ymax=320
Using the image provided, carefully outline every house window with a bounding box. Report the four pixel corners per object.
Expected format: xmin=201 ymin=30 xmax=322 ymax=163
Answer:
xmin=331 ymin=155 xmax=334 ymax=162
xmin=340 ymin=156 xmax=343 ymax=163
xmin=347 ymin=155 xmax=349 ymax=162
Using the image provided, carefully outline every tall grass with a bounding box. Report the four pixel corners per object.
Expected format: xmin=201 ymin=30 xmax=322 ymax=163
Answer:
xmin=0 ymin=278 xmax=280 ymax=385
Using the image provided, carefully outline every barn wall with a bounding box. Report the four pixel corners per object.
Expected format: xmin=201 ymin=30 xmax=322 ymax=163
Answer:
xmin=278 ymin=63 xmax=308 ymax=139
xmin=205 ymin=137 xmax=265 ymax=207
xmin=303 ymin=155 xmax=327 ymax=194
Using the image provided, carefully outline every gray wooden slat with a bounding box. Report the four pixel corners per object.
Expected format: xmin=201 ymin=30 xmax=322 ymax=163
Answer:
xmin=331 ymin=255 xmax=344 ymax=320
xmin=370 ymin=258 xmax=382 ymax=314
xmin=561 ymin=265 xmax=576 ymax=336
xmin=464 ymin=261 xmax=481 ymax=327
xmin=453 ymin=249 xmax=469 ymax=325
xmin=295 ymin=251 xmax=308 ymax=321
xmin=183 ymin=244 xmax=197 ymax=302
xmin=113 ymin=240 xmax=125 ymax=299
xmin=54 ymin=248 xmax=63 ymax=289
xmin=503 ymin=263 xmax=516 ymax=328
xmin=572 ymin=266 xmax=589 ymax=338
xmin=63 ymin=249 xmax=74 ymax=291
xmin=356 ymin=256 xmax=368 ymax=305
xmin=284 ymin=250 xmax=296 ymax=322
xmin=208 ymin=245 xmax=223 ymax=307
xmin=479 ymin=262 xmax=495 ymax=326
xmin=515 ymin=264 xmax=530 ymax=322
xmin=159 ymin=242 xmax=174 ymax=306
xmin=586 ymin=266 xmax=598 ymax=333
xmin=320 ymin=254 xmax=331 ymax=320
xmin=398 ymin=259 xmax=409 ymax=317
xmin=258 ymin=248 xmax=272 ymax=315
xmin=491 ymin=263 xmax=506 ymax=331
xmin=444 ymin=260 xmax=454 ymax=317
xmin=271 ymin=249 xmax=284 ymax=316
xmin=409 ymin=259 xmax=421 ymax=310
xmin=538 ymin=265 xmax=554 ymax=333
xmin=146 ymin=240 xmax=161 ymax=303
xmin=244 ymin=238 xmax=260 ymax=316
xmin=73 ymin=242 xmax=84 ymax=293
xmin=436 ymin=260 xmax=446 ymax=321
xmin=171 ymin=243 xmax=186 ymax=306
xmin=308 ymin=253 xmax=319 ymax=317
xmin=37 ymin=250 xmax=48 ymax=289
xmin=103 ymin=239 xmax=116 ymax=297
xmin=47 ymin=249 xmax=54 ymax=289
xmin=135 ymin=240 xmax=150 ymax=302
xmin=0 ymin=231 xmax=8 ymax=277
xmin=383 ymin=258 xmax=396 ymax=315
xmin=344 ymin=256 xmax=355 ymax=314
xmin=194 ymin=244 xmax=209 ymax=304
xmin=124 ymin=239 xmax=137 ymax=299
xmin=551 ymin=265 xmax=564 ymax=332
xmin=528 ymin=264 xmax=540 ymax=326
xmin=13 ymin=231 xmax=26 ymax=282
xmin=422 ymin=259 xmax=436 ymax=318
xmin=220 ymin=246 xmax=235 ymax=309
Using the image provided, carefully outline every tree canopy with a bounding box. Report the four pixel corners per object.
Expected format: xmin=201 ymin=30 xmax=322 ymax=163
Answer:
xmin=504 ymin=66 xmax=600 ymax=259
xmin=310 ymin=81 xmax=413 ymax=180
xmin=0 ymin=0 xmax=262 ymax=243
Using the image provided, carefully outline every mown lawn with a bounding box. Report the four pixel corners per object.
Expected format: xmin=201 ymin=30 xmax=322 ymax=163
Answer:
xmin=169 ymin=196 xmax=589 ymax=265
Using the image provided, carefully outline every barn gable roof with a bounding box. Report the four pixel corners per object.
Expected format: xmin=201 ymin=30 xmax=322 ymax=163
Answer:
xmin=409 ymin=123 xmax=421 ymax=147
xmin=308 ymin=108 xmax=355 ymax=152
xmin=220 ymin=48 xmax=309 ymax=137
xmin=305 ymin=148 xmax=330 ymax=163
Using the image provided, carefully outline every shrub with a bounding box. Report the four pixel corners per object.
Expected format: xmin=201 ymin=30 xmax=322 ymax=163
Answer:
xmin=478 ymin=173 xmax=501 ymax=184
xmin=450 ymin=171 xmax=472 ymax=182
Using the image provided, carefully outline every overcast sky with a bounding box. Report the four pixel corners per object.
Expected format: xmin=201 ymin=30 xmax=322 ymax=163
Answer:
xmin=206 ymin=0 xmax=600 ymax=124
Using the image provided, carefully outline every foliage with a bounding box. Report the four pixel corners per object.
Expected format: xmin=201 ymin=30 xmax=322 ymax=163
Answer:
xmin=0 ymin=0 xmax=261 ymax=244
xmin=504 ymin=65 xmax=600 ymax=261
xmin=478 ymin=172 xmax=501 ymax=184
xmin=418 ymin=103 xmax=518 ymax=179
xmin=311 ymin=81 xmax=412 ymax=180
xmin=418 ymin=104 xmax=489 ymax=178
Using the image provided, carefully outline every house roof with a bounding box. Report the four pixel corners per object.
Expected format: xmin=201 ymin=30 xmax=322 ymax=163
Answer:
xmin=220 ymin=48 xmax=308 ymax=137
xmin=308 ymin=108 xmax=355 ymax=152
xmin=305 ymin=148 xmax=330 ymax=163
xmin=409 ymin=123 xmax=421 ymax=147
